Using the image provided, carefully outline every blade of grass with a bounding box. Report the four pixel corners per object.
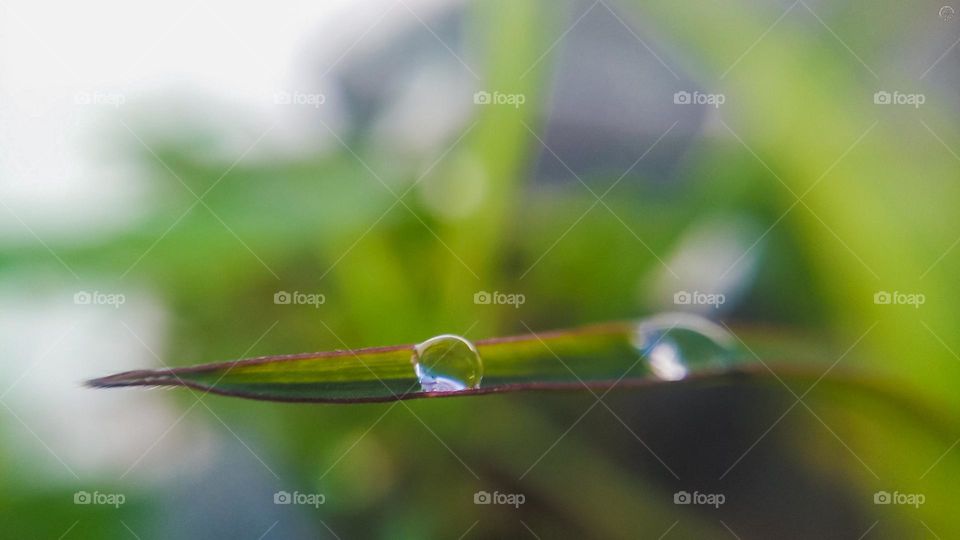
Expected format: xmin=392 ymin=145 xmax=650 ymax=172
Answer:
xmin=88 ymin=319 xmax=740 ymax=402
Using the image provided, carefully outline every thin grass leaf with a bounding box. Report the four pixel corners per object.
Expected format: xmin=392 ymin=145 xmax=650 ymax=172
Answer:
xmin=86 ymin=314 xmax=906 ymax=408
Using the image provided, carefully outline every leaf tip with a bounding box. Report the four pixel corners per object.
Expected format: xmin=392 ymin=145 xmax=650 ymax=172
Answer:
xmin=86 ymin=369 xmax=181 ymax=389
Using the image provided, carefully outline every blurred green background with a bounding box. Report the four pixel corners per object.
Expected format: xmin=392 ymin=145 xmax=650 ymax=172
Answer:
xmin=2 ymin=0 xmax=959 ymax=537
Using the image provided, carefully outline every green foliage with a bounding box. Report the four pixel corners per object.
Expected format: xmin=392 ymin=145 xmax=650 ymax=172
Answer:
xmin=3 ymin=0 xmax=959 ymax=537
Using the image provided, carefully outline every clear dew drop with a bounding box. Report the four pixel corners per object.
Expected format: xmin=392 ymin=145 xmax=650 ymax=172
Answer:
xmin=412 ymin=334 xmax=483 ymax=392
xmin=632 ymin=313 xmax=740 ymax=381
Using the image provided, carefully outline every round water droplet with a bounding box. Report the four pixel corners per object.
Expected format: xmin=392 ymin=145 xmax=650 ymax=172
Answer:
xmin=412 ymin=334 xmax=483 ymax=392
xmin=633 ymin=313 xmax=740 ymax=381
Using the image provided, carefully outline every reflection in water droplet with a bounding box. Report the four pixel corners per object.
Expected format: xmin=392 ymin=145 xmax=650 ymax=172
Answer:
xmin=633 ymin=313 xmax=740 ymax=381
xmin=412 ymin=334 xmax=483 ymax=392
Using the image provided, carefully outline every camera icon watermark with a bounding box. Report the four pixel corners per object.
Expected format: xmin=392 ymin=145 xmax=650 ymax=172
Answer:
xmin=673 ymin=290 xmax=725 ymax=309
xmin=473 ymin=90 xmax=526 ymax=109
xmin=473 ymin=490 xmax=525 ymax=508
xmin=74 ymin=490 xmax=126 ymax=508
xmin=74 ymin=290 xmax=126 ymax=308
xmin=873 ymin=90 xmax=925 ymax=108
xmin=273 ymin=90 xmax=326 ymax=108
xmin=74 ymin=91 xmax=126 ymax=108
xmin=273 ymin=490 xmax=325 ymax=508
xmin=873 ymin=290 xmax=925 ymax=308
xmin=874 ymin=490 xmax=925 ymax=508
xmin=274 ymin=290 xmax=325 ymax=308
xmin=473 ymin=290 xmax=525 ymax=309
xmin=673 ymin=90 xmax=725 ymax=108
xmin=673 ymin=490 xmax=725 ymax=508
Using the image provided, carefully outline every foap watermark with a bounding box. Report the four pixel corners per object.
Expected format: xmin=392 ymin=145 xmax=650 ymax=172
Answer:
xmin=474 ymin=290 xmax=525 ymax=308
xmin=273 ymin=90 xmax=326 ymax=108
xmin=874 ymin=290 xmax=925 ymax=308
xmin=474 ymin=490 xmax=525 ymax=508
xmin=74 ymin=490 xmax=126 ymax=508
xmin=940 ymin=6 xmax=955 ymax=20
xmin=873 ymin=90 xmax=925 ymax=108
xmin=473 ymin=90 xmax=525 ymax=109
xmin=674 ymin=490 xmax=725 ymax=508
xmin=74 ymin=91 xmax=126 ymax=108
xmin=673 ymin=290 xmax=725 ymax=309
xmin=74 ymin=290 xmax=125 ymax=308
xmin=874 ymin=490 xmax=925 ymax=508
xmin=673 ymin=90 xmax=725 ymax=108
xmin=274 ymin=290 xmax=325 ymax=308
xmin=273 ymin=490 xmax=325 ymax=508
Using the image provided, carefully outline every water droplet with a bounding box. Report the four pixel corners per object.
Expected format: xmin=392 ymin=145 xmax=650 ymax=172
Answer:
xmin=412 ymin=334 xmax=483 ymax=392
xmin=633 ymin=313 xmax=740 ymax=381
